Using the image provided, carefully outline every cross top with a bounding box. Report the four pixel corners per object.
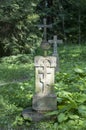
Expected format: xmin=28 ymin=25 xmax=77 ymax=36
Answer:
xmin=53 ymin=35 xmax=58 ymax=43
xmin=38 ymin=18 xmax=52 ymax=42
xmin=48 ymin=35 xmax=63 ymax=45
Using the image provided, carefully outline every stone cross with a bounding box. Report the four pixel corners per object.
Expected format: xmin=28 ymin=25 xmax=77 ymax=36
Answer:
xmin=32 ymin=56 xmax=57 ymax=112
xmin=48 ymin=35 xmax=63 ymax=56
xmin=48 ymin=35 xmax=63 ymax=72
xmin=38 ymin=18 xmax=52 ymax=42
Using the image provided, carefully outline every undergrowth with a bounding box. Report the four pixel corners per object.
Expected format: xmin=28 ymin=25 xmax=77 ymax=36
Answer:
xmin=0 ymin=44 xmax=86 ymax=130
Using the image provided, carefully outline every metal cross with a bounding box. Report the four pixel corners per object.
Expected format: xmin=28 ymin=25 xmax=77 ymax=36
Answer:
xmin=38 ymin=18 xmax=52 ymax=42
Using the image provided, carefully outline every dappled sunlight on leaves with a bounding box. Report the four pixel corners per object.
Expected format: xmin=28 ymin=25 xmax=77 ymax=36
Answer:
xmin=0 ymin=44 xmax=86 ymax=129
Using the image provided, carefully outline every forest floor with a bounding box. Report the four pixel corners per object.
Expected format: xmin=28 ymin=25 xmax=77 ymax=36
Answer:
xmin=0 ymin=44 xmax=86 ymax=130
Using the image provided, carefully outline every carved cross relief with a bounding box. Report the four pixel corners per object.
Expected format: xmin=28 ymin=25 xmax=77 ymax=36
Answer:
xmin=38 ymin=60 xmax=52 ymax=94
xmin=35 ymin=56 xmax=56 ymax=95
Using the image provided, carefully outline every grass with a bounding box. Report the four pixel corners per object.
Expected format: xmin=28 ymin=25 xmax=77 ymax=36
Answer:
xmin=59 ymin=44 xmax=86 ymax=72
xmin=0 ymin=54 xmax=34 ymax=83
xmin=0 ymin=44 xmax=86 ymax=129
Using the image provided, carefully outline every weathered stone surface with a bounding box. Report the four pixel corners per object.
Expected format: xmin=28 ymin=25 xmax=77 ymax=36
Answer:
xmin=34 ymin=56 xmax=56 ymax=94
xmin=33 ymin=94 xmax=57 ymax=111
xmin=22 ymin=107 xmax=56 ymax=122
xmin=22 ymin=107 xmax=45 ymax=122
xmin=32 ymin=56 xmax=57 ymax=112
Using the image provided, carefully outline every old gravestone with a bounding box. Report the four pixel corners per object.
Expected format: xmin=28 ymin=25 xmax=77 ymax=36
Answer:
xmin=32 ymin=18 xmax=57 ymax=112
xmin=48 ymin=35 xmax=63 ymax=72
xmin=22 ymin=18 xmax=57 ymax=121
xmin=32 ymin=56 xmax=57 ymax=112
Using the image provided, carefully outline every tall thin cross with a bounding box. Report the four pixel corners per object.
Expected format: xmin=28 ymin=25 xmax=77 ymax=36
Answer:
xmin=38 ymin=18 xmax=52 ymax=42
xmin=48 ymin=35 xmax=63 ymax=71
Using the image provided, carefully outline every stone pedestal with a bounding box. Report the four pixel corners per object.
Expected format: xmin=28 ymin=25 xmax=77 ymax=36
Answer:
xmin=33 ymin=94 xmax=57 ymax=112
xmin=22 ymin=107 xmax=56 ymax=122
xmin=32 ymin=56 xmax=57 ymax=112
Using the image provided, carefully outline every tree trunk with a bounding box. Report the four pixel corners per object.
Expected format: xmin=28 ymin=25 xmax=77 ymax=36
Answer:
xmin=78 ymin=9 xmax=81 ymax=44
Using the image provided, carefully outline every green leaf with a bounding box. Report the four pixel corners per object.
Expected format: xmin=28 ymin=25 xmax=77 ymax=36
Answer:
xmin=68 ymin=114 xmax=79 ymax=119
xmin=46 ymin=110 xmax=58 ymax=116
xmin=23 ymin=113 xmax=32 ymax=121
xmin=74 ymin=68 xmax=84 ymax=74
xmin=77 ymin=94 xmax=86 ymax=103
xmin=58 ymin=113 xmax=68 ymax=123
xmin=78 ymin=105 xmax=86 ymax=116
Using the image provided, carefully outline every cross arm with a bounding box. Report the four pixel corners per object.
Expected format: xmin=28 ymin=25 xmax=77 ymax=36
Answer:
xmin=48 ymin=39 xmax=63 ymax=44
xmin=37 ymin=24 xmax=52 ymax=28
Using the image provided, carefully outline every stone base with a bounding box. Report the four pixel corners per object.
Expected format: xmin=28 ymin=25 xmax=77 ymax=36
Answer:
xmin=22 ymin=107 xmax=56 ymax=122
xmin=32 ymin=94 xmax=57 ymax=112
